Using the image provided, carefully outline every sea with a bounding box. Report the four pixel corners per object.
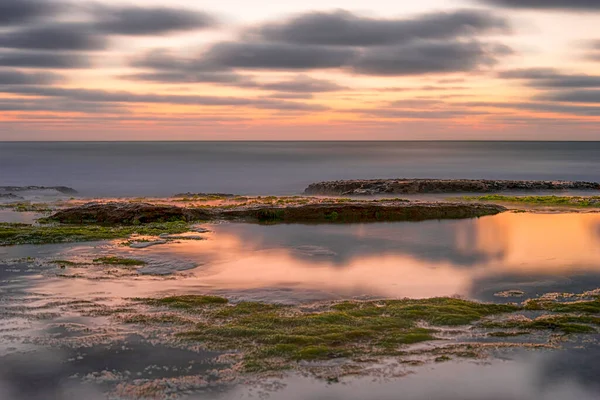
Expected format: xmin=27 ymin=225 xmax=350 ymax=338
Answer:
xmin=1 ymin=141 xmax=599 ymax=197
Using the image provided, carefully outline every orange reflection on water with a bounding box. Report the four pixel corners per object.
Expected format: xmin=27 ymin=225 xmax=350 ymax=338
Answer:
xmin=33 ymin=212 xmax=600 ymax=302
xmin=463 ymin=213 xmax=600 ymax=274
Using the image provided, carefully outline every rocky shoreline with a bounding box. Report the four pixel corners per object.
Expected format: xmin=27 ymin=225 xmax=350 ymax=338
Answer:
xmin=304 ymin=179 xmax=600 ymax=196
xmin=49 ymin=200 xmax=506 ymax=225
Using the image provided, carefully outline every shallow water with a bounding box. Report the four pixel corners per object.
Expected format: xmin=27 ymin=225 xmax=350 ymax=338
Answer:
xmin=4 ymin=212 xmax=599 ymax=304
xmin=2 ymin=212 xmax=600 ymax=399
xmin=2 ymin=141 xmax=600 ymax=197
xmin=216 ymin=345 xmax=600 ymax=400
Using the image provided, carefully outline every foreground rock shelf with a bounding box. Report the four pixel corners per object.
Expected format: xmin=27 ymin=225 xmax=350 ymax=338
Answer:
xmin=305 ymin=179 xmax=600 ymax=196
xmin=49 ymin=200 xmax=506 ymax=225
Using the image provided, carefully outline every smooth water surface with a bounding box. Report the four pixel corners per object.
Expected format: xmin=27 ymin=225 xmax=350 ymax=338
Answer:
xmin=2 ymin=212 xmax=598 ymax=304
xmin=2 ymin=141 xmax=599 ymax=196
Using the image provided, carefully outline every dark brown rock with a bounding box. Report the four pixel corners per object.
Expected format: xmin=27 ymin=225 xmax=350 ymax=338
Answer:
xmin=49 ymin=202 xmax=213 ymax=224
xmin=49 ymin=200 xmax=505 ymax=225
xmin=219 ymin=202 xmax=506 ymax=223
xmin=304 ymin=179 xmax=600 ymax=196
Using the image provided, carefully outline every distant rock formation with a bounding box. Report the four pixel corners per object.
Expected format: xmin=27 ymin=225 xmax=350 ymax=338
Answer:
xmin=304 ymin=179 xmax=600 ymax=196
xmin=0 ymin=186 xmax=78 ymax=195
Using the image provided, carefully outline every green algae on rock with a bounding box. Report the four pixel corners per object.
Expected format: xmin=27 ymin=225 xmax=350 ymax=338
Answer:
xmin=93 ymin=256 xmax=147 ymax=266
xmin=0 ymin=221 xmax=190 ymax=246
xmin=131 ymin=296 xmax=518 ymax=371
xmin=460 ymin=195 xmax=600 ymax=208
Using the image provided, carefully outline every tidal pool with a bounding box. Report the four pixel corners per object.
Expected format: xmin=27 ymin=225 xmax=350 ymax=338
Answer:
xmin=3 ymin=212 xmax=599 ymax=304
xmin=1 ymin=211 xmax=600 ymax=399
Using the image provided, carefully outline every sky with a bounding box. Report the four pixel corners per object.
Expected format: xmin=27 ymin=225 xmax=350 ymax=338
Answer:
xmin=1 ymin=0 xmax=600 ymax=140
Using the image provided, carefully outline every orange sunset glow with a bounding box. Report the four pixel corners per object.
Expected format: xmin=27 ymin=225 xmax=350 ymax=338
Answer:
xmin=2 ymin=0 xmax=600 ymax=140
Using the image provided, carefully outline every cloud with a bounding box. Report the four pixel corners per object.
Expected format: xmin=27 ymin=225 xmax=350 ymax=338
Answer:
xmin=125 ymin=9 xmax=512 ymax=80
xmin=499 ymin=68 xmax=600 ymax=88
xmin=584 ymin=40 xmax=600 ymax=61
xmin=0 ymin=69 xmax=62 ymax=85
xmin=203 ymin=42 xmax=358 ymax=70
xmin=0 ymin=0 xmax=63 ymax=25
xmin=477 ymin=0 xmax=600 ymax=10
xmin=0 ymin=86 xmax=330 ymax=112
xmin=0 ymin=98 xmax=127 ymax=113
xmin=0 ymin=4 xmax=218 ymax=56
xmin=0 ymin=51 xmax=90 ymax=69
xmin=121 ymin=71 xmax=254 ymax=85
xmin=92 ymin=5 xmax=217 ymax=35
xmin=261 ymin=93 xmax=314 ymax=100
xmin=463 ymin=100 xmax=600 ymax=115
xmin=0 ymin=24 xmax=107 ymax=51
xmin=253 ymin=9 xmax=509 ymax=46
xmin=352 ymin=41 xmax=511 ymax=75
xmin=538 ymin=90 xmax=600 ymax=103
xmin=257 ymin=75 xmax=348 ymax=93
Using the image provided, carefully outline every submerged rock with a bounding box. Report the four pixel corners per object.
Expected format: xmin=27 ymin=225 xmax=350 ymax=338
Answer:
xmin=304 ymin=179 xmax=600 ymax=196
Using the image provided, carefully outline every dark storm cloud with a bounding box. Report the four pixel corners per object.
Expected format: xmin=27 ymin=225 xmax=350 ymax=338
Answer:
xmin=538 ymin=90 xmax=600 ymax=103
xmin=499 ymin=68 xmax=600 ymax=88
xmin=0 ymin=51 xmax=90 ymax=69
xmin=0 ymin=0 xmax=63 ymax=25
xmin=0 ymin=24 xmax=107 ymax=51
xmin=477 ymin=0 xmax=600 ymax=10
xmin=352 ymin=41 xmax=511 ymax=76
xmin=92 ymin=5 xmax=217 ymax=35
xmin=0 ymin=69 xmax=62 ymax=85
xmin=0 ymin=86 xmax=329 ymax=112
xmin=203 ymin=42 xmax=358 ymax=69
xmin=253 ymin=9 xmax=509 ymax=46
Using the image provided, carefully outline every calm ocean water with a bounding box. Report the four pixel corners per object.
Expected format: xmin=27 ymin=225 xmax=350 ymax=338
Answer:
xmin=1 ymin=141 xmax=599 ymax=197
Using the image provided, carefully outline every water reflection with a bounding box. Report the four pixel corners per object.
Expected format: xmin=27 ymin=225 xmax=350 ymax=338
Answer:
xmin=215 ymin=346 xmax=600 ymax=400
xmin=13 ymin=212 xmax=600 ymax=303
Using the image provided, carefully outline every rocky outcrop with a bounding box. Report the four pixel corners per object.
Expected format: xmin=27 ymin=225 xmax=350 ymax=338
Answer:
xmin=0 ymin=186 xmax=78 ymax=195
xmin=49 ymin=200 xmax=505 ymax=225
xmin=50 ymin=202 xmax=213 ymax=224
xmin=220 ymin=202 xmax=505 ymax=223
xmin=304 ymin=179 xmax=600 ymax=196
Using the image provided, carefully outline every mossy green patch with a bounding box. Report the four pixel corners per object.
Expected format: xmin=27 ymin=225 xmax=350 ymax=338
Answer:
xmin=50 ymin=259 xmax=84 ymax=266
xmin=525 ymin=299 xmax=600 ymax=313
xmin=140 ymin=295 xmax=229 ymax=309
xmin=482 ymin=315 xmax=600 ymax=334
xmin=93 ymin=256 xmax=147 ymax=266
xmin=0 ymin=221 xmax=189 ymax=246
xmin=135 ymin=296 xmax=518 ymax=369
xmin=121 ymin=314 xmax=193 ymax=325
xmin=461 ymin=195 xmax=600 ymax=208
xmin=0 ymin=202 xmax=53 ymax=212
